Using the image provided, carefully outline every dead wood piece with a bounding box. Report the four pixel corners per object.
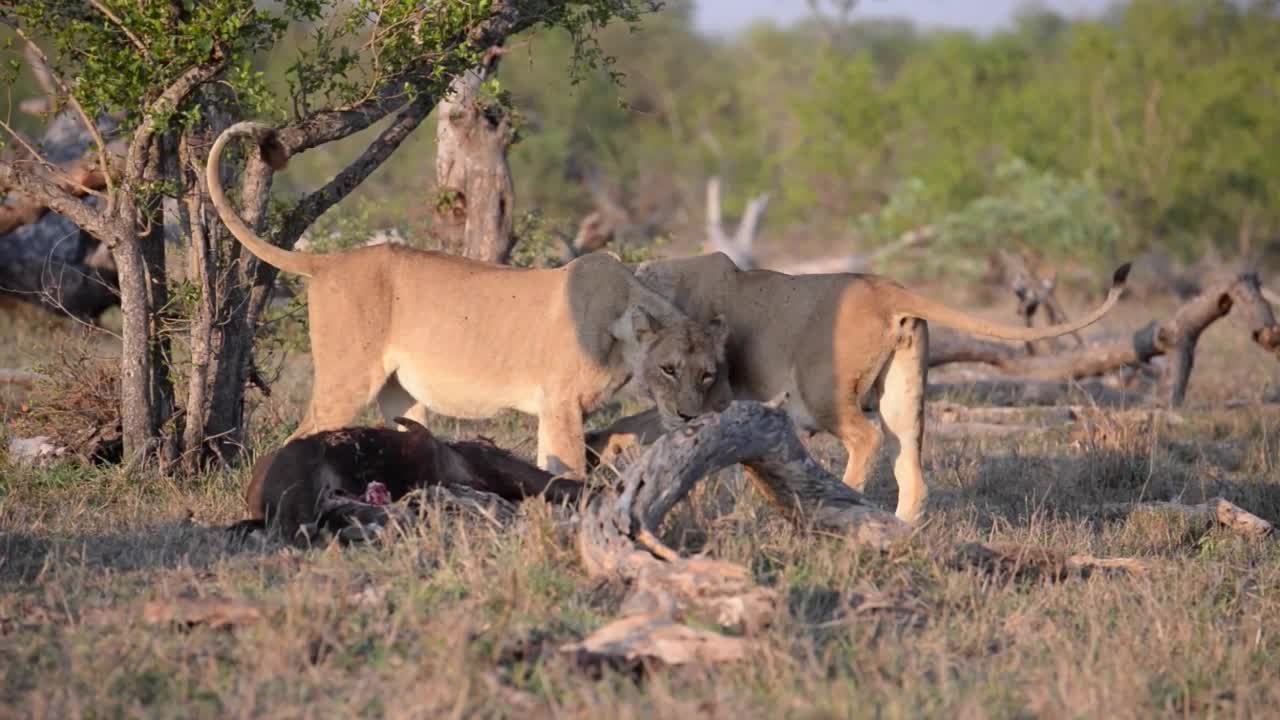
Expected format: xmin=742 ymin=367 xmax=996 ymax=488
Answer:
xmin=622 ymin=557 xmax=778 ymax=634
xmin=928 ymin=421 xmax=1045 ymax=438
xmin=434 ymin=49 xmax=515 ymax=263
xmin=569 ymin=400 xmax=908 ymax=670
xmin=931 ymin=269 xmax=1279 ymax=407
xmin=141 ymin=598 xmax=264 ymax=630
xmin=1100 ymin=498 xmax=1273 ymax=539
xmin=0 ymin=369 xmax=41 ymax=385
xmin=561 ymin=612 xmax=751 ymax=667
xmin=703 ymin=175 xmax=933 ymax=275
xmin=953 ymin=542 xmax=1147 ymax=582
xmin=6 ymin=435 xmax=65 ymax=466
xmin=928 ymin=403 xmax=1184 ymax=432
xmin=578 ymin=400 xmax=908 ymax=579
xmin=926 ymin=379 xmax=1142 ymax=408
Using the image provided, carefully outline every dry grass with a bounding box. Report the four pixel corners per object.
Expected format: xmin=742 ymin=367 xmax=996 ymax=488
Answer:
xmin=3 ymin=293 xmax=1280 ymax=718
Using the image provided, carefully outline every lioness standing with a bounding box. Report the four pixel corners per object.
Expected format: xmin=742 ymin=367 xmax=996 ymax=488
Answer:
xmin=591 ymin=252 xmax=1130 ymax=522
xmin=206 ymin=122 xmax=728 ymax=477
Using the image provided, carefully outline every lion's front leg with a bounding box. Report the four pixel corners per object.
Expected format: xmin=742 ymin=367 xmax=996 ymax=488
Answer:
xmin=536 ymin=401 xmax=588 ymax=479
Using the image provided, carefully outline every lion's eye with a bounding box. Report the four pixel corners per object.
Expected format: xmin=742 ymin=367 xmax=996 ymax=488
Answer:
xmin=661 ymin=365 xmax=677 ymax=377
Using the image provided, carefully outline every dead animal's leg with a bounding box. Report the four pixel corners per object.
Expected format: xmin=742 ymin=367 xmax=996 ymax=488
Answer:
xmin=879 ymin=318 xmax=929 ymax=523
xmin=312 ymin=489 xmax=401 ymax=545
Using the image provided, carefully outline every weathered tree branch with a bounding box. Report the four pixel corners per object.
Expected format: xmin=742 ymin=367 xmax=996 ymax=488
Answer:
xmin=570 ymin=398 xmax=910 ymax=669
xmin=704 ymin=176 xmax=768 ymax=270
xmin=703 ymin=176 xmax=933 ymax=274
xmin=1097 ymin=498 xmax=1273 ymax=538
xmin=578 ymin=399 xmax=908 ymax=580
xmin=277 ymin=90 xmax=436 ymax=253
xmin=0 ymin=160 xmax=116 ymax=242
xmin=273 ymin=0 xmax=569 ymax=157
xmin=928 ymin=270 xmax=1280 ymax=406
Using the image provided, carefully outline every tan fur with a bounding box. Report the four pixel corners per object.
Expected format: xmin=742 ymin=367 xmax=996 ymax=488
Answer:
xmin=207 ymin=122 xmax=728 ymax=477
xmin=608 ymin=252 xmax=1129 ymax=523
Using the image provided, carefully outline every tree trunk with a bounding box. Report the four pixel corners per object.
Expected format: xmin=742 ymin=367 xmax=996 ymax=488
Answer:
xmin=112 ymin=132 xmax=181 ymax=466
xmin=113 ymin=233 xmax=156 ymax=462
xmin=176 ymin=89 xmax=250 ymax=469
xmin=205 ymin=151 xmax=275 ymax=461
xmin=434 ymin=53 xmax=516 ymax=263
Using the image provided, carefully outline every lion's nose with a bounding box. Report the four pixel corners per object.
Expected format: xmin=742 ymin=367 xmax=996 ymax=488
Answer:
xmin=677 ymin=411 xmax=696 ymax=422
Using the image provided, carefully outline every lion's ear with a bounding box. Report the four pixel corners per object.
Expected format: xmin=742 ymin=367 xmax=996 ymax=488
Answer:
xmin=708 ymin=313 xmax=729 ymax=346
xmin=630 ymin=306 xmax=657 ymax=342
xmin=614 ymin=305 xmax=659 ymax=344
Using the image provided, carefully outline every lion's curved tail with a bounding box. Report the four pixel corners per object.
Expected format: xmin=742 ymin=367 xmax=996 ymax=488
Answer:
xmin=890 ymin=263 xmax=1131 ymax=342
xmin=207 ymin=121 xmax=319 ymax=277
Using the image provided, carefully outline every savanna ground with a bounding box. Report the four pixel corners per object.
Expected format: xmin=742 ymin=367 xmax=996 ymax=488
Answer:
xmin=2 ymin=288 xmax=1280 ymax=719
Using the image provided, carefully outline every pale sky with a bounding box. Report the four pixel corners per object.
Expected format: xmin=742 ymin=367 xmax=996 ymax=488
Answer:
xmin=694 ymin=0 xmax=1117 ymax=34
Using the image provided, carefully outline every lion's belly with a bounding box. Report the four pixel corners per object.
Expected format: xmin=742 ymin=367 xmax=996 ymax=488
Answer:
xmin=392 ymin=360 xmax=543 ymax=419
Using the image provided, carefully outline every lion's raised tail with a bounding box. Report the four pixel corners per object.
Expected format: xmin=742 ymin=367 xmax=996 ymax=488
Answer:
xmin=206 ymin=121 xmax=319 ymax=277
xmin=889 ymin=263 xmax=1131 ymax=342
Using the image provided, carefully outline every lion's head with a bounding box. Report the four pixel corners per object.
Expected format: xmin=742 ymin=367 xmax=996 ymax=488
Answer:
xmin=627 ymin=308 xmax=730 ymax=430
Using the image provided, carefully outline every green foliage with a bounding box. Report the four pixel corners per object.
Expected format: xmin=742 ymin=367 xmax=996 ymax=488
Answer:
xmin=488 ymin=0 xmax=1279 ymax=267
xmin=940 ymin=160 xmax=1123 ymax=265
xmin=6 ymin=1 xmax=311 ymax=127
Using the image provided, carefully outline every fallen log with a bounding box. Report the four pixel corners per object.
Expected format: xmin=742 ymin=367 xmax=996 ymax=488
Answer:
xmin=567 ymin=398 xmax=908 ymax=669
xmin=952 ymin=542 xmax=1148 ymax=582
xmin=1098 ymin=497 xmax=1273 ymax=539
xmin=928 ymin=270 xmax=1280 ymax=406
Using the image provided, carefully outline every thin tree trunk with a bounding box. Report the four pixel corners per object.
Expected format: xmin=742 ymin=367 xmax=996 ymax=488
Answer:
xmin=206 ymin=152 xmax=274 ymax=460
xmin=141 ymin=136 xmax=179 ymax=467
xmin=113 ymin=234 xmax=154 ymax=462
xmin=180 ymin=126 xmax=217 ymax=471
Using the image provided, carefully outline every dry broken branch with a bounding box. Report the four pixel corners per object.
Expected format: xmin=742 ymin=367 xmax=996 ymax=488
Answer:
xmin=928 ymin=269 xmax=1280 ymax=406
xmin=703 ymin=176 xmax=934 ymax=274
xmin=1099 ymin=497 xmax=1273 ymax=539
xmin=704 ymin=176 xmax=769 ymax=270
xmin=141 ymin=598 xmax=265 ymax=630
xmin=953 ymin=542 xmax=1148 ymax=582
xmin=567 ymin=399 xmax=907 ymax=669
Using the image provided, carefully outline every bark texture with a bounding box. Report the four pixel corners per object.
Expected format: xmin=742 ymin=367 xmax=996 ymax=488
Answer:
xmin=434 ymin=50 xmax=516 ymax=263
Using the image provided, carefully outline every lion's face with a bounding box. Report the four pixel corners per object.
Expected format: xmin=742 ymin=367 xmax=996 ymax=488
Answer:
xmin=633 ymin=311 xmax=730 ymax=430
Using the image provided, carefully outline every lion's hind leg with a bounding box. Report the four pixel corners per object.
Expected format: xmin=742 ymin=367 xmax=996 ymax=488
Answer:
xmin=879 ymin=317 xmax=929 ymax=524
